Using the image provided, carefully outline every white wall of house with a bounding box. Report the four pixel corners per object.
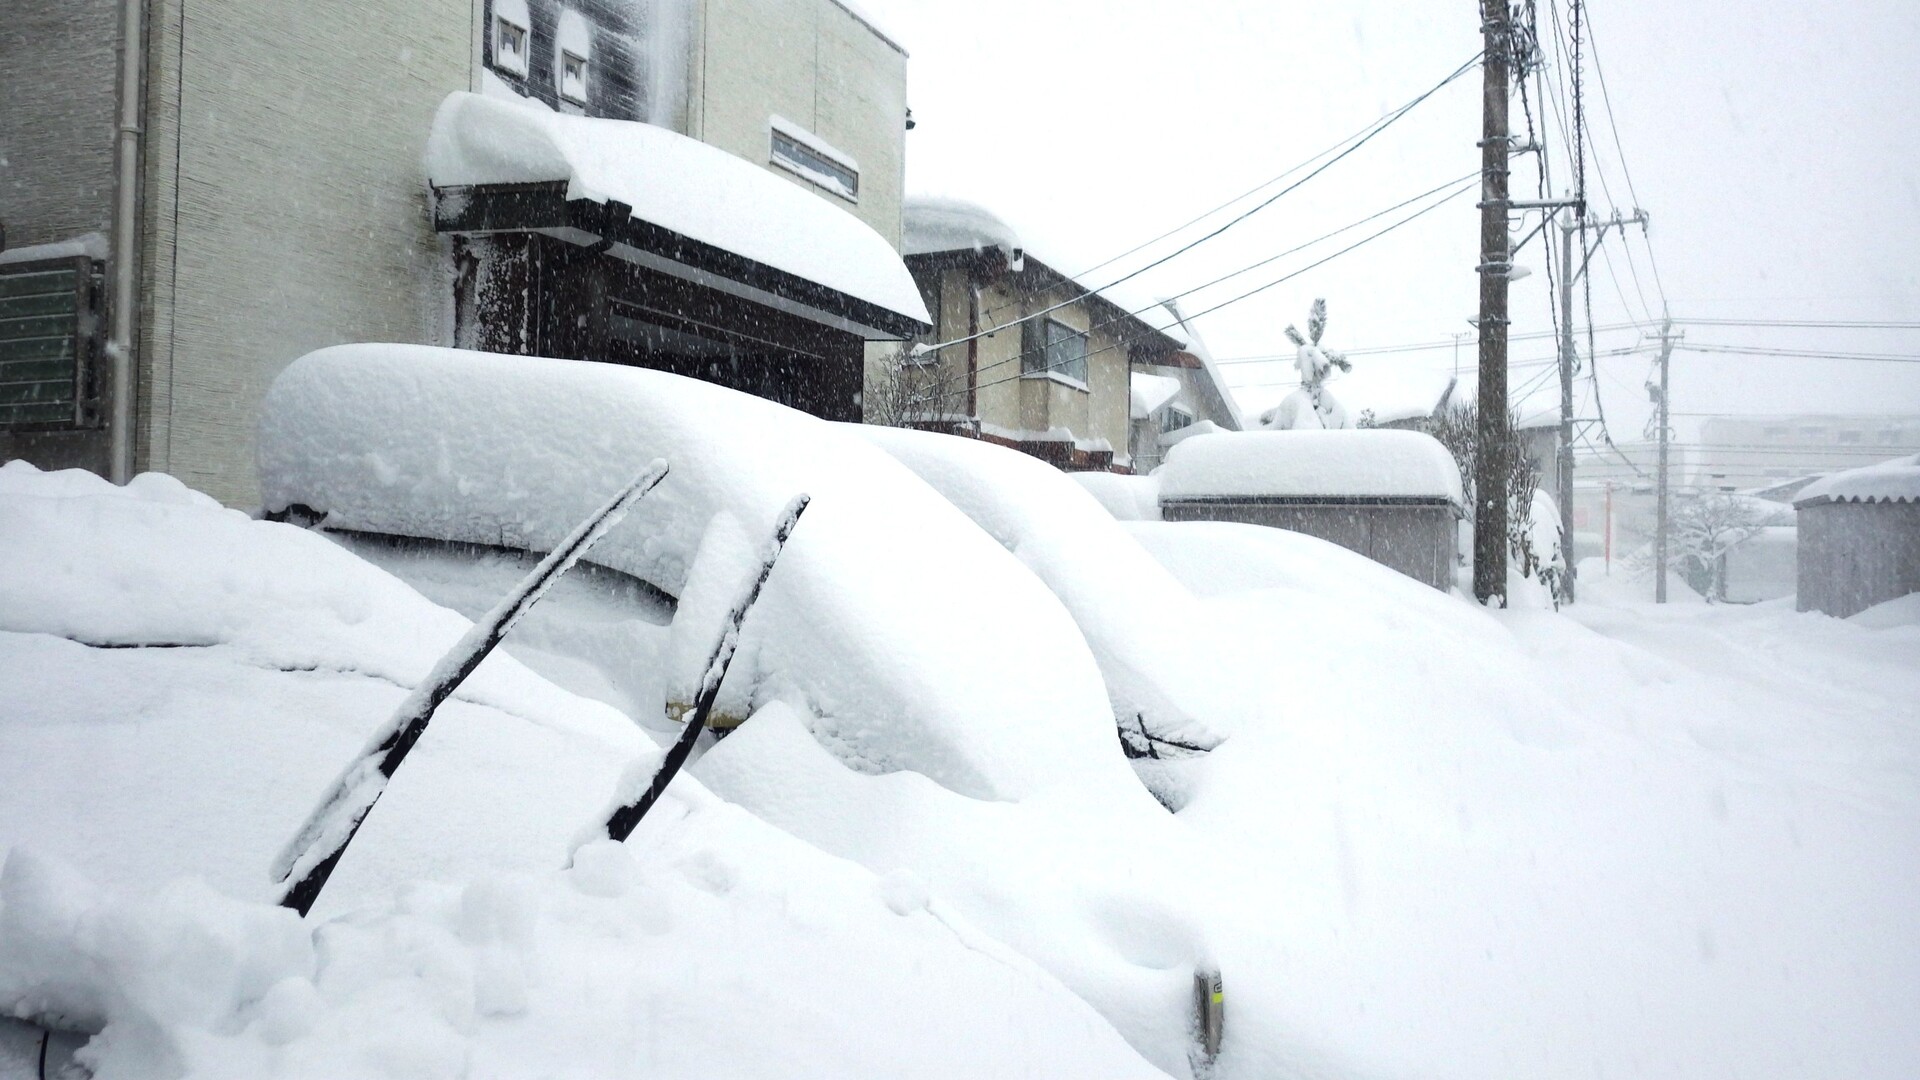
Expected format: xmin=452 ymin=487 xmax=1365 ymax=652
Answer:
xmin=688 ymin=0 xmax=907 ymax=248
xmin=137 ymin=0 xmax=471 ymax=506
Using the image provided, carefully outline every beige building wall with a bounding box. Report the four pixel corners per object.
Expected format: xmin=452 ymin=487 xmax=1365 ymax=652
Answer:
xmin=138 ymin=0 xmax=472 ymax=506
xmin=689 ymin=0 xmax=906 ymax=248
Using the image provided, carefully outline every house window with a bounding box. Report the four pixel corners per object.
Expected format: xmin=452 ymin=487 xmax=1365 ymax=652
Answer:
xmin=769 ymin=118 xmax=860 ymax=201
xmin=560 ymin=51 xmax=588 ymax=103
xmin=1838 ymin=429 xmax=1861 ymax=444
xmin=1798 ymin=425 xmax=1823 ymax=441
xmin=1158 ymin=404 xmax=1194 ymax=433
xmin=1023 ymin=318 xmax=1088 ymax=386
xmin=494 ymin=12 xmax=528 ymax=76
xmin=1763 ymin=425 xmax=1788 ymax=440
xmin=0 ymin=257 xmax=103 ymax=431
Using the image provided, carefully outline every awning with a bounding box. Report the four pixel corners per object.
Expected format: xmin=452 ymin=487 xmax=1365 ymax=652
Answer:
xmin=426 ymin=92 xmax=930 ymax=340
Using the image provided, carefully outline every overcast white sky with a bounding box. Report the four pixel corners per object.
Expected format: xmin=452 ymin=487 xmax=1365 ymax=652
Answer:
xmin=862 ymin=0 xmax=1920 ymax=443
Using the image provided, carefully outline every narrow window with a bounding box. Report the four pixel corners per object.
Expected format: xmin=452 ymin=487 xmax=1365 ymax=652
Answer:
xmin=769 ymin=118 xmax=860 ymax=201
xmin=560 ymin=51 xmax=588 ymax=103
xmin=494 ymin=16 xmax=528 ymax=75
xmin=1158 ymin=404 xmax=1194 ymax=433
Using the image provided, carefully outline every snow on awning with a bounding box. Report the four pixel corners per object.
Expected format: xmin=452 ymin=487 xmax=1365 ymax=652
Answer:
xmin=1793 ymin=453 xmax=1920 ymax=507
xmin=1131 ymin=372 xmax=1182 ymax=419
xmin=426 ymin=92 xmax=929 ymax=339
xmin=1156 ymin=430 xmax=1465 ymax=507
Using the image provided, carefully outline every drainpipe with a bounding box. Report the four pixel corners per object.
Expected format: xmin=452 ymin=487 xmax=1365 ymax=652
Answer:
xmin=107 ymin=0 xmax=147 ymax=484
xmin=965 ymin=280 xmax=979 ymax=421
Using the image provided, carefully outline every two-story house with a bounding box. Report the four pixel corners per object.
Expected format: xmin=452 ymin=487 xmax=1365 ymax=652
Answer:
xmin=0 ymin=0 xmax=927 ymax=506
xmin=893 ymin=196 xmax=1191 ymax=472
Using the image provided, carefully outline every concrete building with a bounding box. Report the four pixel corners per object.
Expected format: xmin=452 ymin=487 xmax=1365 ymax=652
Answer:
xmin=1692 ymin=413 xmax=1920 ymax=493
xmin=892 ymin=197 xmax=1184 ymax=472
xmin=1 ymin=0 xmax=923 ymax=507
xmin=1793 ymin=454 xmax=1920 ymax=618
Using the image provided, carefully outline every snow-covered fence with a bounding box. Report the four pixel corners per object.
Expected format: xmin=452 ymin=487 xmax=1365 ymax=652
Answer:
xmin=1155 ymin=430 xmax=1464 ymax=590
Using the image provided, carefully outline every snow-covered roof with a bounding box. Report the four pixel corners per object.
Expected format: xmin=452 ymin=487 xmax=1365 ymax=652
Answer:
xmin=902 ymin=195 xmax=1186 ymax=352
xmin=1130 ymin=373 xmax=1182 ymax=419
xmin=1156 ymin=430 xmax=1465 ymax=505
xmin=902 ymin=196 xmax=1024 ymax=265
xmin=1334 ymin=367 xmax=1457 ymax=427
xmin=426 ymin=92 xmax=928 ymax=326
xmin=0 ymin=232 xmax=107 ymax=266
xmin=1792 ymin=453 xmax=1920 ymax=507
xmin=1151 ymin=300 xmax=1245 ymax=430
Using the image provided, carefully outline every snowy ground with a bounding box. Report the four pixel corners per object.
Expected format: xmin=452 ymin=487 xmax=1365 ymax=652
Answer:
xmin=2 ymin=411 xmax=1916 ymax=1078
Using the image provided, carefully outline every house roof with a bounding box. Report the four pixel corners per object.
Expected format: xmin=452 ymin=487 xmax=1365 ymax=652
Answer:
xmin=426 ymin=92 xmax=929 ymax=335
xmin=1156 ymin=430 xmax=1464 ymax=506
xmin=1149 ymin=300 xmax=1245 ymax=431
xmin=1130 ymin=373 xmax=1182 ymax=419
xmin=1792 ymin=453 xmax=1920 ymax=507
xmin=900 ymin=196 xmax=1186 ymax=357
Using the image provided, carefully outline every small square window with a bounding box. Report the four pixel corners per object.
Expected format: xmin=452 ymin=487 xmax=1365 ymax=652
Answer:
xmin=560 ymin=51 xmax=588 ymax=104
xmin=495 ymin=17 xmax=528 ymax=75
xmin=1022 ymin=318 xmax=1088 ymax=385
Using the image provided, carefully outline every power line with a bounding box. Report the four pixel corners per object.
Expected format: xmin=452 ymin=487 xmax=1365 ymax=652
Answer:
xmin=1671 ymin=318 xmax=1920 ymax=330
xmin=1677 ymin=344 xmax=1920 ymax=363
xmin=922 ymin=52 xmax=1485 ymax=357
xmin=973 ymin=178 xmax=1477 ymax=396
xmin=1583 ymin=6 xmax=1670 ymax=314
xmin=1212 ymin=320 xmax=1651 ymax=364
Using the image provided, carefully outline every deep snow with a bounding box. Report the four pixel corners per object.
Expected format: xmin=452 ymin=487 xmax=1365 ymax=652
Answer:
xmin=4 ymin=381 xmax=1918 ymax=1080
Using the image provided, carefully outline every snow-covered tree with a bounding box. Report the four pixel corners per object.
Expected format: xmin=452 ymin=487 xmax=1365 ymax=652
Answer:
xmin=1260 ymin=298 xmax=1353 ymax=430
xmin=1425 ymin=402 xmax=1565 ymax=605
xmin=865 ymin=343 xmax=969 ymax=430
xmin=1663 ymin=493 xmax=1771 ymax=603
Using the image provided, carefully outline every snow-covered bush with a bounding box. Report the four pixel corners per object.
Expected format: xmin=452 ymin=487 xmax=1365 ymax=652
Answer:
xmin=1258 ymin=298 xmax=1353 ymax=431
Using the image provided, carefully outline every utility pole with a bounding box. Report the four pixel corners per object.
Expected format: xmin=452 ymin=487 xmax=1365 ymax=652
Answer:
xmin=1556 ymin=216 xmax=1578 ymax=602
xmin=1651 ymin=318 xmax=1679 ymax=602
xmin=1473 ymin=0 xmax=1514 ymax=606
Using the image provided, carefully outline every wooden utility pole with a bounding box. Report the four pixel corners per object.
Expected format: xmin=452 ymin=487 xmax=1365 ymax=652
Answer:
xmin=1473 ymin=0 xmax=1513 ymax=605
xmin=1652 ymin=318 xmax=1678 ymax=602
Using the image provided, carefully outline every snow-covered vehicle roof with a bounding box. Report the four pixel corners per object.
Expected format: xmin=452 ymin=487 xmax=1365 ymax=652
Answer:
xmin=426 ymin=92 xmax=929 ymax=328
xmin=1792 ymin=453 xmax=1920 ymax=507
xmin=258 ymin=344 xmax=1139 ymax=806
xmin=1156 ymin=430 xmax=1465 ymax=506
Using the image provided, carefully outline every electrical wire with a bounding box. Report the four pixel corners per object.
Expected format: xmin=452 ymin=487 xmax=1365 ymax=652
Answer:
xmin=1676 ymin=344 xmax=1920 ymax=363
xmin=919 ymin=52 xmax=1486 ymax=356
xmin=972 ymin=179 xmax=1478 ymax=395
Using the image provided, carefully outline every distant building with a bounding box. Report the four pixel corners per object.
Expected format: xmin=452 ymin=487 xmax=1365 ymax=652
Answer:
xmin=1 ymin=0 xmax=926 ymax=506
xmin=1127 ymin=300 xmax=1243 ymax=474
xmin=893 ymin=197 xmax=1186 ymax=472
xmin=1692 ymin=413 xmax=1920 ymax=493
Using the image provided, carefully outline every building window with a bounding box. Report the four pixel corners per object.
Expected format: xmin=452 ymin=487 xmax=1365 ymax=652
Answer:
xmin=560 ymin=51 xmax=588 ymax=103
xmin=769 ymin=117 xmax=860 ymax=201
xmin=494 ymin=9 xmax=529 ymax=76
xmin=1763 ymin=425 xmax=1789 ymax=440
xmin=1836 ymin=429 xmax=1861 ymax=444
xmin=1798 ymin=425 xmax=1823 ymax=441
xmin=1158 ymin=404 xmax=1194 ymax=433
xmin=1023 ymin=317 xmax=1088 ymax=386
xmin=1881 ymin=429 xmax=1902 ymax=444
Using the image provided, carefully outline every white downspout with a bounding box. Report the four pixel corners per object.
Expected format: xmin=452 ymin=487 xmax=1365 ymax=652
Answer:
xmin=107 ymin=0 xmax=147 ymax=483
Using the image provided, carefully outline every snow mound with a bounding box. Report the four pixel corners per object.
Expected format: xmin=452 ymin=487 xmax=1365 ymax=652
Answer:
xmin=849 ymin=425 xmax=1227 ymax=754
xmin=426 ymin=92 xmax=927 ymax=324
xmin=258 ymin=345 xmax=1131 ymax=804
xmin=0 ymin=462 xmax=649 ymax=912
xmin=1793 ymin=453 xmax=1920 ymax=505
xmin=1848 ymin=590 xmax=1920 ymax=630
xmin=1158 ymin=429 xmax=1464 ymax=504
xmin=0 ymin=807 xmax=1167 ymax=1080
xmin=1073 ymin=471 xmax=1163 ymax=522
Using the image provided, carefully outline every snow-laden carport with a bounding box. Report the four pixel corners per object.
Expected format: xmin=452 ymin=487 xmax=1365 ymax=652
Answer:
xmin=1155 ymin=429 xmax=1465 ymax=589
xmin=426 ymin=92 xmax=930 ymax=421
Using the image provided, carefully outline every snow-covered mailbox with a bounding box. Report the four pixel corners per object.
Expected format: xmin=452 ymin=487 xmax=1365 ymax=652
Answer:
xmin=1156 ymin=430 xmax=1465 ymax=590
xmin=1792 ymin=453 xmax=1920 ymax=618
